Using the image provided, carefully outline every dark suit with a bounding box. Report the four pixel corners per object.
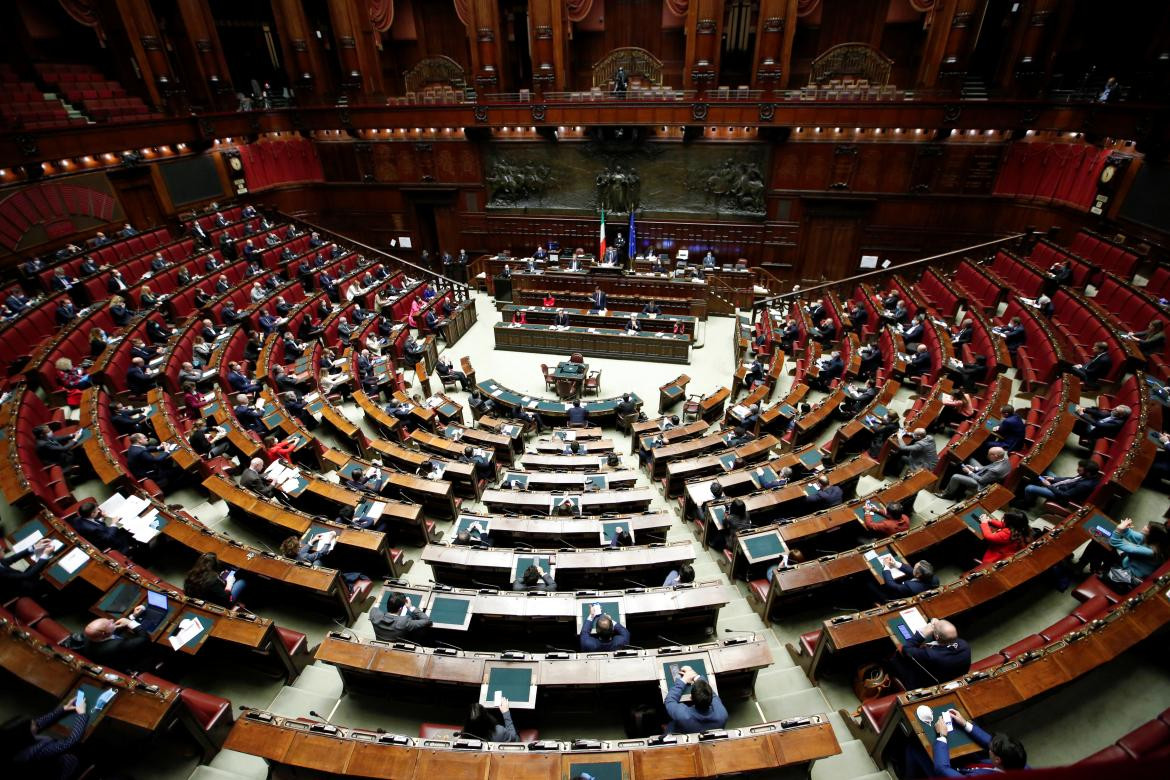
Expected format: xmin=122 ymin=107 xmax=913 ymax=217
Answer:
xmin=803 ymin=484 xmax=843 ymax=512
xmin=234 ymin=403 xmax=265 ymax=432
xmin=875 ymin=563 xmax=938 ymax=599
xmin=240 ymin=467 xmax=275 ymax=497
xmin=567 ymin=406 xmax=588 ymax=425
xmin=228 ymin=370 xmax=261 ymax=394
xmin=579 ymin=616 xmax=631 ymax=651
xmin=1002 ymin=324 xmax=1026 ymax=353
xmin=992 ymin=414 xmax=1026 ymax=451
xmin=126 ymin=443 xmax=173 ymax=482
xmin=892 ymin=630 xmax=971 ymax=690
xmin=1073 ymin=351 xmax=1112 ymax=383
xmin=126 ymin=365 xmax=155 ymax=394
xmin=591 ymin=291 xmax=607 ymax=309
xmin=908 ymin=351 xmax=932 ymax=376
xmin=76 ymin=625 xmax=152 ymax=669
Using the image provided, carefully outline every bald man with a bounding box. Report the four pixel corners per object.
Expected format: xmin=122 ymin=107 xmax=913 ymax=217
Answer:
xmin=74 ymin=612 xmax=152 ymax=669
xmin=239 ymin=457 xmax=277 ymax=498
xmin=890 ymin=618 xmax=970 ymax=690
xmin=939 ymin=447 xmax=1011 ymax=500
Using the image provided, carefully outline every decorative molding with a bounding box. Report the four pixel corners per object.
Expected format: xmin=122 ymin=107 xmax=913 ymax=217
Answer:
xmin=140 ymin=35 xmax=162 ymax=51
xmin=194 ymin=38 xmax=212 ymax=53
xmin=942 ymin=104 xmax=962 ymax=123
xmin=758 ymin=103 xmax=775 ymax=122
xmin=531 ymin=104 xmax=547 ymax=122
xmin=338 ymin=108 xmax=352 ymax=128
xmin=834 ymin=144 xmax=859 ymax=156
xmin=413 ymin=142 xmax=433 ymax=153
xmin=291 ymin=39 xmax=308 ymax=53
xmin=953 ymin=11 xmax=973 ymax=28
xmin=197 ymin=117 xmax=215 ymax=140
xmin=691 ymin=102 xmax=709 ymax=120
xmin=696 ymin=19 xmax=717 ymax=34
xmin=338 ymin=36 xmax=357 ymax=49
xmin=477 ymin=27 xmax=494 ymax=43
xmin=473 ymin=105 xmax=489 ymax=122
xmin=535 ymin=25 xmax=552 ymax=40
xmin=763 ymin=17 xmax=784 ymax=33
xmin=1020 ymin=107 xmax=1040 ymax=125
xmin=690 ymin=70 xmax=717 ymax=84
xmin=15 ymin=134 xmax=38 ymax=157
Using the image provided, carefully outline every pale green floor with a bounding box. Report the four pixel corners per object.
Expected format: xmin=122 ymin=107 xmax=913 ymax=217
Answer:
xmin=4 ymin=291 xmax=1170 ymax=779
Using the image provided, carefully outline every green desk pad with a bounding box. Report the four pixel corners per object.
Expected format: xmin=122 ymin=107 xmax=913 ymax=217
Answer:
xmin=167 ymin=611 xmax=213 ymax=652
xmin=1083 ymin=512 xmax=1117 ymax=546
xmin=718 ymin=453 xmax=738 ymax=471
xmin=886 ymin=611 xmax=925 ymax=647
xmin=199 ymin=400 xmax=221 ymax=418
xmin=749 ymin=466 xmax=780 ymax=489
xmin=707 ymin=504 xmax=726 ymax=529
xmin=500 ymin=473 xmax=529 ymax=489
xmin=550 ymin=495 xmax=581 ymax=514
xmin=11 ymin=517 xmax=50 ymax=548
xmin=741 ymin=532 xmax=785 ymax=562
xmin=428 ymin=595 xmax=472 ymax=629
xmin=958 ymin=507 xmax=986 ymax=537
xmin=660 ymin=657 xmax=710 ymax=697
xmin=865 ymin=549 xmax=907 ymax=580
xmin=601 ymin=520 xmax=632 ymax=544
xmin=262 ymin=411 xmax=286 ymax=428
xmin=482 ymin=666 xmax=534 ymax=706
xmin=455 ymin=516 xmax=492 ymax=536
xmin=585 ymin=474 xmax=608 ymax=490
xmin=798 ymin=448 xmax=823 ymax=468
xmin=49 ymin=681 xmax=108 ymax=740
xmin=46 ymin=546 xmax=90 ymax=586
xmin=95 ymin=581 xmax=142 ymax=616
xmin=922 ymin=704 xmax=976 ymax=751
xmin=568 ymin=761 xmax=623 ymax=780
xmin=578 ymin=600 xmax=623 ymax=632
xmin=513 ymin=555 xmax=553 ymax=581
xmin=663 ymin=386 xmax=683 ymax=396
xmin=983 ymin=416 xmax=1001 ymax=431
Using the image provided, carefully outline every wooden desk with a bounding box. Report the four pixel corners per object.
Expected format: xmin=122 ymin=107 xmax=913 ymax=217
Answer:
xmin=447 ymin=510 xmax=672 ymax=547
xmin=224 ymin=709 xmax=840 ymax=777
xmin=667 ymin=434 xmax=781 ymax=498
xmin=481 ymin=487 xmax=655 ymax=516
xmin=659 ymin=373 xmax=691 ymax=414
xmin=423 ymin=541 xmax=695 ymax=589
xmin=495 ymin=322 xmax=692 ymax=364
xmin=499 ymin=469 xmax=639 ymax=491
xmin=501 ymin=304 xmax=697 ymax=337
xmin=478 ymin=379 xmax=642 ymax=427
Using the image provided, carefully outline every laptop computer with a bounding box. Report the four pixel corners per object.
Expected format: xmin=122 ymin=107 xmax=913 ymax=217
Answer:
xmin=138 ymin=590 xmax=170 ymax=633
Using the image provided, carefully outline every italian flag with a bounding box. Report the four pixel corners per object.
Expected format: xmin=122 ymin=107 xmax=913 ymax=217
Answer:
xmin=598 ymin=209 xmax=606 ymax=258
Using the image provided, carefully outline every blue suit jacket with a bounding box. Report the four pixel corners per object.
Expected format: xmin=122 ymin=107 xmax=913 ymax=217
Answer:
xmin=995 ymin=414 xmax=1026 ymax=451
xmin=664 ymin=677 xmax=728 ymax=734
xmin=579 ymin=616 xmax=630 ymax=651
xmin=933 ymin=722 xmax=1016 ymax=776
xmin=902 ymin=631 xmax=971 ymax=688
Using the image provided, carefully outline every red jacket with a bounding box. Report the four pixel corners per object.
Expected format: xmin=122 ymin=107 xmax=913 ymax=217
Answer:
xmin=979 ymin=517 xmax=1024 ymax=565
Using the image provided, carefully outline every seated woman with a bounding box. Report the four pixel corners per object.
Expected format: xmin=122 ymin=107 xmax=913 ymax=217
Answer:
xmin=461 ymin=700 xmax=518 ymax=742
xmin=1129 ymin=318 xmax=1166 ymax=356
xmin=183 ymin=552 xmax=247 ymax=610
xmin=263 ymin=435 xmax=297 ymax=463
xmin=511 ymin=310 xmax=527 ymax=325
xmin=109 ymin=295 xmax=135 ymax=326
xmin=139 ymin=285 xmax=159 ymax=308
xmin=89 ymin=327 xmax=110 ymax=358
xmin=625 ymin=313 xmax=641 ymax=333
xmin=1077 ymin=518 xmax=1169 ymax=592
xmin=54 ymin=357 xmax=90 ymax=407
xmin=975 ymin=510 xmax=1032 ymax=567
xmin=542 ymin=293 xmax=556 ymax=307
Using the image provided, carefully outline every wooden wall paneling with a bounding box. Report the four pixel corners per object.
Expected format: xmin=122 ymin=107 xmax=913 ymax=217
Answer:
xmin=271 ymin=0 xmax=334 ymax=99
xmin=816 ymin=0 xmax=890 ymax=51
xmin=327 ymin=0 xmax=386 ymax=96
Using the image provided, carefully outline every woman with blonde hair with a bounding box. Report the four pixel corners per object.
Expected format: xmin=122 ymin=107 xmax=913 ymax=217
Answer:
xmin=54 ymin=357 xmax=90 ymax=406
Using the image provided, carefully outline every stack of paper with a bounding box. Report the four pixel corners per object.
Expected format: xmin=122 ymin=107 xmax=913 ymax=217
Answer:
xmin=168 ymin=617 xmax=204 ymax=650
xmin=57 ymin=547 xmax=90 ymax=574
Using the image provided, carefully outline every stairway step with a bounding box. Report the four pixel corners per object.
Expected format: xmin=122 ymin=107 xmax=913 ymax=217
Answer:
xmin=754 ymin=666 xmax=812 ymax=697
xmin=810 ymin=739 xmax=881 ymax=780
xmin=757 ymin=689 xmax=830 ymax=722
xmin=718 ymin=613 xmax=770 ymax=634
xmin=207 ymin=749 xmax=269 ymax=779
xmin=718 ymin=599 xmax=758 ymax=619
xmin=266 ymin=687 xmax=338 ymax=719
xmin=188 ymin=768 xmax=252 ymax=780
xmin=293 ymin=663 xmax=344 ymax=698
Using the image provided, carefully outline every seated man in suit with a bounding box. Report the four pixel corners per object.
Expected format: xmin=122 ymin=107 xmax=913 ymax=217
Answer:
xmin=951 ymin=318 xmax=975 ymax=347
xmin=642 ymin=300 xmax=663 ymax=315
xmin=567 ymin=400 xmax=589 ymax=426
xmin=996 ymin=316 xmax=1026 ymax=355
xmin=125 ymin=433 xmax=180 ymax=488
xmin=906 ymin=343 xmax=932 ymax=377
xmin=68 ymin=501 xmax=132 ymax=554
xmin=777 ymin=319 xmax=800 ymax=352
xmin=664 ymin=665 xmax=728 ymax=734
xmin=125 ymin=357 xmax=159 ymax=395
xmin=233 ymin=394 xmax=266 ymax=433
xmin=436 ymin=356 xmax=471 ymax=391
xmin=802 ymin=475 xmax=843 ymax=513
xmin=1071 ymin=403 xmax=1129 ymax=444
xmin=369 ymin=593 xmax=433 ymax=644
xmin=403 ymin=337 xmax=426 ymax=368
xmin=240 ymin=457 xmax=277 ymax=498
xmin=869 ymin=559 xmax=938 ymax=603
xmin=810 ymin=317 xmax=836 ymax=346
xmin=900 ymin=312 xmax=927 ymax=346
xmin=0 ymin=538 xmax=58 ymax=597
xmin=1019 ymin=459 xmax=1101 ymax=509
xmin=553 ymin=309 xmax=571 ymax=327
xmin=809 ymin=350 xmax=845 ymax=391
xmin=227 ymin=362 xmax=262 ymax=395
xmin=1070 ymin=341 xmax=1113 ymax=384
xmin=938 ymin=446 xmax=1011 ymax=500
xmin=513 ymin=564 xmax=556 ymax=591
xmin=579 ymin=603 xmax=631 ymax=651
xmin=918 ymin=710 xmax=1028 ymax=778
xmin=888 ymin=617 xmax=971 ymax=690
xmin=74 ymin=613 xmax=153 ymax=670
xmin=34 ymin=425 xmax=84 ymax=468
xmin=947 ymin=353 xmax=989 ymax=392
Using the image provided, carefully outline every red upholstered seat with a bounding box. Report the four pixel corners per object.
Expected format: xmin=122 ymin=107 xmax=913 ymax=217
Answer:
xmin=1072 ymin=576 xmax=1119 ymax=605
xmin=1039 ymin=615 xmax=1083 ymax=642
xmin=348 ymin=577 xmax=373 ymax=604
xmin=1118 ymin=719 xmax=1170 ymax=758
xmin=1073 ymin=593 xmax=1115 ymax=622
xmin=179 ymin=688 xmax=233 ymax=732
xmin=798 ymin=629 xmax=821 ymax=657
xmin=970 ymin=653 xmax=1006 ymax=673
xmin=861 ymin=693 xmax=899 ymax=733
xmin=999 ymin=634 xmax=1045 ymax=660
xmin=9 ymin=597 xmax=48 ymax=626
xmin=748 ymin=579 xmax=770 ymax=603
xmin=1080 ymin=744 xmax=1132 ymax=764
xmin=276 ymin=627 xmax=307 ymax=657
xmin=34 ymin=617 xmax=73 ymax=644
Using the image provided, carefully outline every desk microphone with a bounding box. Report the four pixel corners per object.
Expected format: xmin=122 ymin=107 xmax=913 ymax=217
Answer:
xmin=625 ymin=578 xmax=649 ymax=589
xmin=556 ymin=538 xmax=578 ymax=550
xmin=723 ymin=628 xmax=758 ymax=641
xmin=432 ymin=639 xmax=464 ymax=652
xmin=471 ymin=579 xmax=500 ymax=590
xmin=308 ymin=709 xmax=336 ymax=726
xmin=658 ymin=634 xmax=685 ymax=647
xmin=513 ymin=542 xmax=536 ymax=550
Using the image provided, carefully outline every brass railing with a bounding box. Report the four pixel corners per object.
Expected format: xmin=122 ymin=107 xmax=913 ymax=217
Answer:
xmin=750 ymin=233 xmax=1029 ymax=321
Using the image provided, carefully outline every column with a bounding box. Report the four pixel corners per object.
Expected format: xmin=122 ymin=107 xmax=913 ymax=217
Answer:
xmin=463 ymin=0 xmax=504 ymax=91
xmin=528 ymin=0 xmax=568 ymax=93
xmin=327 ymin=0 xmax=386 ymax=96
xmin=752 ymin=0 xmax=797 ymax=89
xmin=271 ymin=0 xmax=333 ymax=99
xmin=112 ymin=0 xmax=175 ymax=110
xmin=997 ymin=0 xmax=1061 ymax=92
xmin=914 ymin=0 xmax=959 ymax=88
xmin=177 ymin=0 xmax=234 ymax=110
xmin=685 ymin=0 xmax=725 ymax=89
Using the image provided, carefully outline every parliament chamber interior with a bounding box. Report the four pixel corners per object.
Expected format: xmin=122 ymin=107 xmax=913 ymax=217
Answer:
xmin=3 ymin=1 xmax=1170 ymax=779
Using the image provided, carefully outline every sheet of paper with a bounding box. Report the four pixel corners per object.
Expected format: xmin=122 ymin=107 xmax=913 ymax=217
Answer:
xmin=98 ymin=493 xmax=128 ymax=518
xmin=167 ymin=617 xmax=203 ymax=650
xmin=365 ymin=501 xmax=385 ymax=519
xmin=11 ymin=530 xmax=44 ymax=554
xmin=900 ymin=607 xmax=928 ymax=636
xmin=58 ymin=546 xmax=90 ymax=574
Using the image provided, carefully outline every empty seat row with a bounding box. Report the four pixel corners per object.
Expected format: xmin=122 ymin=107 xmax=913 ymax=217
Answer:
xmin=1069 ymin=230 xmax=1139 ymax=280
xmin=989 ymin=250 xmax=1046 ymax=298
